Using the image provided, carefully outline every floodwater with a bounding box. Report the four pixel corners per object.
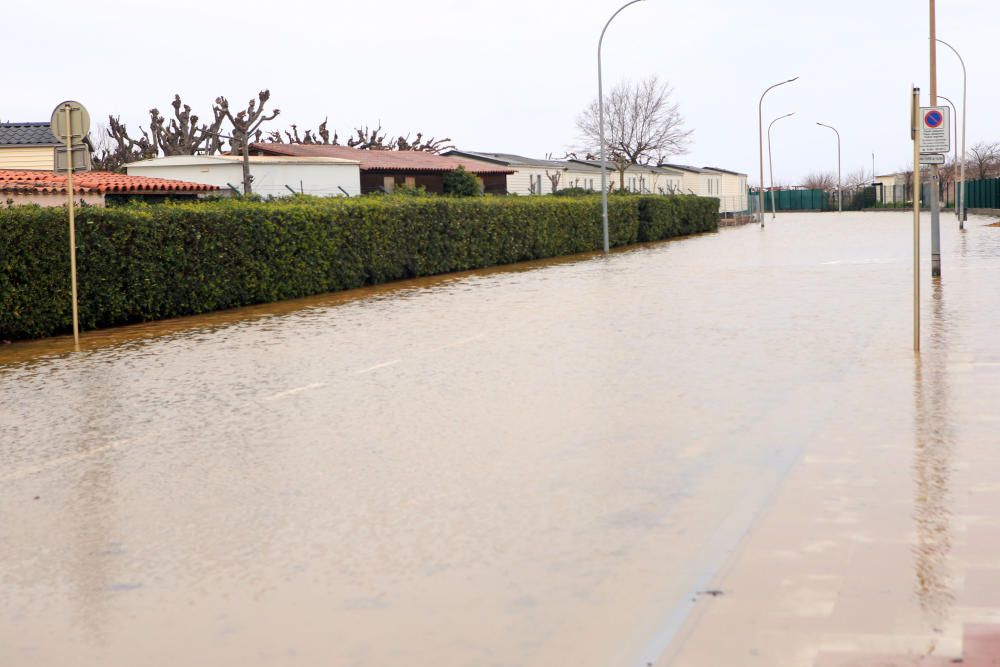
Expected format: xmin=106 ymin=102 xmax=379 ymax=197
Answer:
xmin=2 ymin=212 xmax=999 ymax=667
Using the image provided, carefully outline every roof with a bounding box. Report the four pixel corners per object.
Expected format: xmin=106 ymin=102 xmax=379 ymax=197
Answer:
xmin=702 ymin=166 xmax=747 ymax=176
xmin=444 ymin=151 xmax=570 ymax=170
xmin=0 ymin=170 xmax=220 ymax=195
xmin=0 ymin=122 xmax=60 ymax=146
xmin=250 ymin=143 xmax=514 ymax=175
xmin=658 ymin=163 xmax=710 ymax=174
xmin=126 ymin=154 xmax=360 ymax=168
xmin=566 ymin=159 xmax=684 ymax=175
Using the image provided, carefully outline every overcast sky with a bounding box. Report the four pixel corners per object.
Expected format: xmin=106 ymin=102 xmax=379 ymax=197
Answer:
xmin=3 ymin=0 xmax=995 ymax=185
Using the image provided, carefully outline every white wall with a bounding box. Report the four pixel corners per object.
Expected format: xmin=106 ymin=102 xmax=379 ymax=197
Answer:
xmin=127 ymin=161 xmax=362 ymax=197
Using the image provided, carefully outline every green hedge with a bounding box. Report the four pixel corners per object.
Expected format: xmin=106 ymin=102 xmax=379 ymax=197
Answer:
xmin=0 ymin=194 xmax=718 ymax=340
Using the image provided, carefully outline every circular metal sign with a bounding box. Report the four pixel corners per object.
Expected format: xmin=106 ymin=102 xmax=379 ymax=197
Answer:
xmin=49 ymin=101 xmax=91 ymax=144
xmin=923 ymin=109 xmax=944 ymax=129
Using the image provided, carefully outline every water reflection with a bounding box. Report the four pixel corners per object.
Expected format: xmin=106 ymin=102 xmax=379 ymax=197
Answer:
xmin=912 ymin=280 xmax=956 ymax=633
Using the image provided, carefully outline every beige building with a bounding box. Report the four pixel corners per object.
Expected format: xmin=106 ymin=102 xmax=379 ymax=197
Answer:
xmin=0 ymin=122 xmax=61 ymax=170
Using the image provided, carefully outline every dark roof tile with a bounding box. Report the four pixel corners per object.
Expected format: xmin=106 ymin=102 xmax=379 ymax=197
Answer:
xmin=0 ymin=122 xmax=60 ymax=146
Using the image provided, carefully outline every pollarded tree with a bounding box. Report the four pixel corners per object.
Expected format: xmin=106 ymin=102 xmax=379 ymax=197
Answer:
xmin=575 ymin=76 xmax=693 ymax=190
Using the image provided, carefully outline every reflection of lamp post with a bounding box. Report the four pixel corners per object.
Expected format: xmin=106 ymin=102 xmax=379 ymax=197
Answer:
xmin=767 ymin=112 xmax=794 ymax=220
xmin=598 ymin=0 xmax=646 ymax=254
xmin=938 ymin=94 xmax=959 ymax=217
xmin=757 ymin=77 xmax=798 ymax=227
xmin=936 ymin=38 xmax=967 ymax=227
xmin=816 ymin=122 xmax=842 ymax=213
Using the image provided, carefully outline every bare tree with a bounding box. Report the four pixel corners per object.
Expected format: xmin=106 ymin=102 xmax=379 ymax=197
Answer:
xmin=216 ymin=90 xmax=280 ymax=195
xmin=967 ymin=141 xmax=1000 ymax=180
xmin=575 ymin=76 xmax=693 ymax=190
xmin=802 ymin=172 xmax=837 ymax=190
xmin=260 ymin=120 xmax=453 ymax=153
xmin=843 ymin=168 xmax=872 ymax=190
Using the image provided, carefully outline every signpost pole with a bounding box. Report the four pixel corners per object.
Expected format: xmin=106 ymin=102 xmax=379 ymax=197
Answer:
xmin=929 ymin=0 xmax=942 ymax=277
xmin=912 ymin=87 xmax=921 ymax=353
xmin=64 ymin=104 xmax=80 ymax=349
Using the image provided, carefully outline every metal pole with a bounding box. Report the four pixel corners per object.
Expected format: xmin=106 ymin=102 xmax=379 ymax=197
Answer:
xmin=816 ymin=123 xmax=841 ymax=212
xmin=938 ymin=94 xmax=958 ymax=216
xmin=757 ymin=77 xmax=799 ymax=227
xmin=929 ymin=0 xmax=941 ymax=277
xmin=64 ymin=104 xmax=80 ymax=349
xmin=937 ymin=38 xmax=967 ymax=227
xmin=913 ymin=86 xmax=921 ymax=352
xmin=767 ymin=112 xmax=794 ymax=220
xmin=598 ymin=0 xmax=645 ymax=254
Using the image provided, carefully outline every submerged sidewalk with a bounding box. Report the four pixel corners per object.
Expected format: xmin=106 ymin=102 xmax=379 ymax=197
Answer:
xmin=659 ymin=217 xmax=1000 ymax=666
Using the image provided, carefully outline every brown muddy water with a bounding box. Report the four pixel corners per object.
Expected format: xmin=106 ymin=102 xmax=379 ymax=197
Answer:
xmin=2 ymin=212 xmax=999 ymax=667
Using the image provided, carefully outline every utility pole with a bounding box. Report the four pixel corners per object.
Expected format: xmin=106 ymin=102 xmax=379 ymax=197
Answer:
xmin=929 ymin=0 xmax=942 ymax=277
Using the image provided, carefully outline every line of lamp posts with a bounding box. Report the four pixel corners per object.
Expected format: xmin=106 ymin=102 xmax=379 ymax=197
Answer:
xmin=755 ymin=37 xmax=966 ymax=226
xmin=595 ymin=1 xmax=968 ymax=249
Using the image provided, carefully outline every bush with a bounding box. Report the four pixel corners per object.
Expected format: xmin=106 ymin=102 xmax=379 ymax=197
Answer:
xmin=442 ymin=166 xmax=483 ymax=196
xmin=551 ymin=187 xmax=597 ymax=197
xmin=0 ymin=194 xmax=718 ymax=340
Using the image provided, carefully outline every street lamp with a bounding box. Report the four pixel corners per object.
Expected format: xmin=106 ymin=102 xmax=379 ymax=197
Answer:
xmin=936 ymin=37 xmax=967 ymax=228
xmin=758 ymin=77 xmax=798 ymax=227
xmin=767 ymin=112 xmax=795 ymax=220
xmin=938 ymin=94 xmax=959 ymax=217
xmin=598 ymin=0 xmax=646 ymax=254
xmin=816 ymin=122 xmax=842 ymax=213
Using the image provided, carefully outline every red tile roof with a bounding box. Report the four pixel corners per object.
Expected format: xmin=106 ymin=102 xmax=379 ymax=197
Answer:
xmin=0 ymin=170 xmax=219 ymax=195
xmin=250 ymin=143 xmax=514 ymax=175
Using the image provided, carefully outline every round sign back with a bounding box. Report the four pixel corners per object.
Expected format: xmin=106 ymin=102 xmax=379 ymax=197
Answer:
xmin=49 ymin=101 xmax=91 ymax=144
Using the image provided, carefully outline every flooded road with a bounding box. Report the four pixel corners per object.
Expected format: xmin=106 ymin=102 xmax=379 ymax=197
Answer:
xmin=2 ymin=212 xmax=999 ymax=666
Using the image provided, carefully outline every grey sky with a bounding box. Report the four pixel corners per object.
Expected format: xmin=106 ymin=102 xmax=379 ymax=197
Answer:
xmin=4 ymin=0 xmax=995 ymax=185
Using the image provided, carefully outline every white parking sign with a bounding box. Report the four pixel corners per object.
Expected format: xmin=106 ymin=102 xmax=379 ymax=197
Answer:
xmin=919 ymin=106 xmax=950 ymax=154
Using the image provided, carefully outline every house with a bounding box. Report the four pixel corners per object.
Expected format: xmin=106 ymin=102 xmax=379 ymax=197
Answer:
xmin=0 ymin=122 xmax=62 ymax=171
xmin=702 ymin=167 xmax=749 ymax=214
xmin=0 ymin=170 xmax=218 ymax=207
xmin=441 ymin=151 xmax=603 ymax=195
xmin=125 ymin=154 xmax=362 ymax=197
xmin=249 ymin=144 xmax=513 ymax=194
xmin=563 ymin=159 xmax=685 ymax=195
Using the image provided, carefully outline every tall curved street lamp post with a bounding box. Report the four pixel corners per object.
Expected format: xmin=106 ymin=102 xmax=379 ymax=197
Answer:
xmin=758 ymin=77 xmax=798 ymax=227
xmin=936 ymin=37 xmax=967 ymax=228
xmin=598 ymin=0 xmax=646 ymax=254
xmin=816 ymin=122 xmax=842 ymax=213
xmin=938 ymin=94 xmax=959 ymax=217
xmin=767 ymin=112 xmax=795 ymax=220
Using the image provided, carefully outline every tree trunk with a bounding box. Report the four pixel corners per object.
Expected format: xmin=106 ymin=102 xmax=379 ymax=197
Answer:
xmin=242 ymin=140 xmax=252 ymax=195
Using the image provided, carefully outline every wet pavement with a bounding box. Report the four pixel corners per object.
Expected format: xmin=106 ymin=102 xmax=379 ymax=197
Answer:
xmin=1 ymin=212 xmax=998 ymax=666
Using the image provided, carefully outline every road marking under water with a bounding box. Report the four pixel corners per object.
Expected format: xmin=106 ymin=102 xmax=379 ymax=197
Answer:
xmin=263 ymin=382 xmax=328 ymax=401
xmin=355 ymin=360 xmax=401 ymax=374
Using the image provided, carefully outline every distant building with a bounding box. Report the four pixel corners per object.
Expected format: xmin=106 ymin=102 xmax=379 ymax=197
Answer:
xmin=442 ymin=151 xmax=604 ymax=195
xmin=125 ymin=154 xmax=362 ymax=197
xmin=0 ymin=170 xmax=218 ymax=207
xmin=0 ymin=122 xmax=68 ymax=171
xmin=702 ymin=167 xmax=749 ymax=214
xmin=250 ymin=144 xmax=513 ymax=195
xmin=564 ymin=159 xmax=685 ymax=195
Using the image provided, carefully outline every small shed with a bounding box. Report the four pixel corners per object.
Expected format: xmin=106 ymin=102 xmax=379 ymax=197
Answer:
xmin=250 ymin=144 xmax=513 ymax=195
xmin=125 ymin=154 xmax=361 ymax=197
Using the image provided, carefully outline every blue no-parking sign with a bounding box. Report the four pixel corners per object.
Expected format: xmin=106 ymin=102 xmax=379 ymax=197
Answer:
xmin=919 ymin=106 xmax=950 ymax=154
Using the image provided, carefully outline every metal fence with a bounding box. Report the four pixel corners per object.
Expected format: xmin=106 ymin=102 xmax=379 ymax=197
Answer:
xmin=965 ymin=177 xmax=1000 ymax=209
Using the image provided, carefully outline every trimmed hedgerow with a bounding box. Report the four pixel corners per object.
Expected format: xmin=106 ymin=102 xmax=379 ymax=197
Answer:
xmin=0 ymin=194 xmax=718 ymax=340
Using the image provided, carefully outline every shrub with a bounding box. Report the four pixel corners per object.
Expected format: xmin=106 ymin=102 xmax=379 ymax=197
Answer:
xmin=0 ymin=194 xmax=718 ymax=340
xmin=442 ymin=166 xmax=483 ymax=196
